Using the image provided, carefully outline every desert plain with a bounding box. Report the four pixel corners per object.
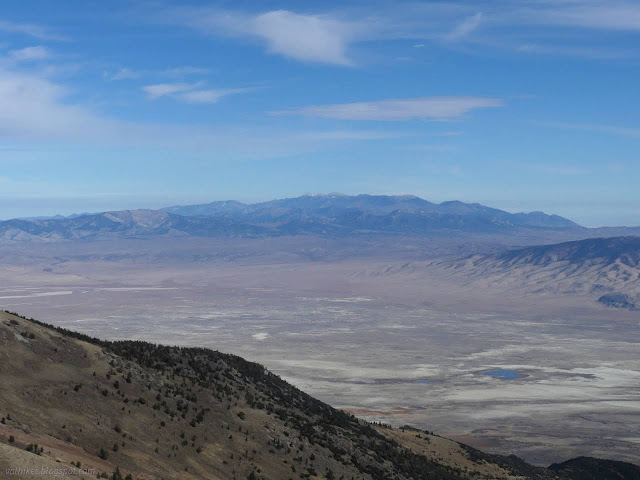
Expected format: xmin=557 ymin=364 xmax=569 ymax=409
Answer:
xmin=1 ymin=237 xmax=638 ymax=466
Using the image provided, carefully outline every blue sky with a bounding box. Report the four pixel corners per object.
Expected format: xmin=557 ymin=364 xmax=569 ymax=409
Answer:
xmin=0 ymin=0 xmax=638 ymax=225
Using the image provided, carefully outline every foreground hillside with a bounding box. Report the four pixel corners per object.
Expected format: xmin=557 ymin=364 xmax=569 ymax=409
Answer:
xmin=1 ymin=311 xmax=638 ymax=480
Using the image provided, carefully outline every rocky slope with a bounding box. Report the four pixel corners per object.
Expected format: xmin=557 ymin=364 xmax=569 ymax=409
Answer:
xmin=2 ymin=311 xmax=638 ymax=479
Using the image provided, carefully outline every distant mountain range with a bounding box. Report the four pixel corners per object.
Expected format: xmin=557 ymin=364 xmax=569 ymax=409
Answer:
xmin=449 ymin=236 xmax=640 ymax=310
xmin=1 ymin=194 xmax=590 ymax=242
xmin=163 ymin=193 xmax=581 ymax=229
xmin=0 ymin=210 xmax=265 ymax=241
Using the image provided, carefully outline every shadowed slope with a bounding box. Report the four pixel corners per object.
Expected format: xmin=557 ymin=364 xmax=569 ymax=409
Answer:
xmin=442 ymin=237 xmax=640 ymax=310
xmin=549 ymin=456 xmax=640 ymax=480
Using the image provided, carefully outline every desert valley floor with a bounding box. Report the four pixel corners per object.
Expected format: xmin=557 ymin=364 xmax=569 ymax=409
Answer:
xmin=1 ymin=250 xmax=639 ymax=468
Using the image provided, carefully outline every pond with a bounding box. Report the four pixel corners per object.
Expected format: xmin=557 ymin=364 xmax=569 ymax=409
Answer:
xmin=483 ymin=369 xmax=522 ymax=380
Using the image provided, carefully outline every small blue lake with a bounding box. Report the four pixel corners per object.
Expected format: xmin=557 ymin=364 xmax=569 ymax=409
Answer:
xmin=483 ymin=369 xmax=522 ymax=380
xmin=414 ymin=379 xmax=430 ymax=384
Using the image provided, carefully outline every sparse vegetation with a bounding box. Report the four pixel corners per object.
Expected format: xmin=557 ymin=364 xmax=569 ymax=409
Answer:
xmin=26 ymin=443 xmax=44 ymax=455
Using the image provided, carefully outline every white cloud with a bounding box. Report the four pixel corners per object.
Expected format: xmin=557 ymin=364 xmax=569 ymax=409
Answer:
xmin=9 ymin=46 xmax=50 ymax=61
xmin=272 ymin=96 xmax=503 ymax=121
xmin=445 ymin=12 xmax=483 ymax=40
xmin=178 ymin=88 xmax=250 ymax=104
xmin=109 ymin=66 xmax=210 ymax=81
xmin=165 ymin=2 xmax=640 ymax=64
xmin=0 ymin=20 xmax=64 ymax=40
xmin=251 ymin=10 xmax=355 ymax=65
xmin=514 ymin=43 xmax=634 ymax=59
xmin=517 ymin=1 xmax=640 ymax=31
xmin=0 ymin=68 xmax=113 ymax=141
xmin=143 ymin=82 xmax=250 ymax=104
xmin=174 ymin=8 xmax=358 ymax=65
xmin=111 ymin=68 xmax=140 ymax=80
xmin=0 ymin=68 xmax=404 ymax=156
xmin=143 ymin=82 xmax=199 ymax=98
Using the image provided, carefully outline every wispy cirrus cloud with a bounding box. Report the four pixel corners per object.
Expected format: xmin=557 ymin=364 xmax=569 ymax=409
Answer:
xmin=412 ymin=1 xmax=640 ymax=33
xmin=512 ymin=0 xmax=640 ymax=31
xmin=110 ymin=67 xmax=140 ymax=80
xmin=143 ymin=82 xmax=199 ymax=99
xmin=272 ymin=96 xmax=503 ymax=121
xmin=515 ymin=42 xmax=635 ymax=59
xmin=445 ymin=12 xmax=483 ymax=40
xmin=0 ymin=19 xmax=65 ymax=40
xmin=179 ymin=88 xmax=253 ymax=104
xmin=546 ymin=122 xmax=640 ymax=138
xmin=142 ymin=82 xmax=251 ymax=104
xmin=107 ymin=65 xmax=210 ymax=81
xmin=0 ymin=67 xmax=403 ymax=156
xmin=8 ymin=45 xmax=51 ymax=62
xmin=161 ymin=1 xmax=640 ymax=65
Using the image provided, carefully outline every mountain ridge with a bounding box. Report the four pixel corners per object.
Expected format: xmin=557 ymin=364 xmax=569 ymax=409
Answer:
xmin=495 ymin=236 xmax=640 ymax=267
xmin=162 ymin=194 xmax=581 ymax=229
xmin=1 ymin=194 xmax=588 ymax=243
xmin=443 ymin=236 xmax=640 ymax=310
